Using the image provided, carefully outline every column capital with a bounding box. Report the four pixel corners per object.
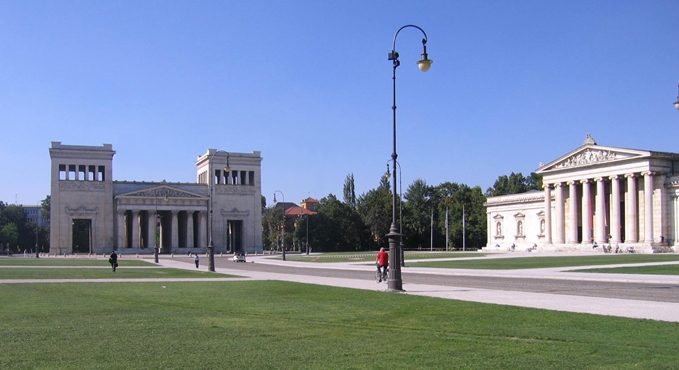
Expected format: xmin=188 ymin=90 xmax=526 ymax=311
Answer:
xmin=594 ymin=177 xmax=606 ymax=183
xmin=641 ymin=171 xmax=655 ymax=177
xmin=609 ymin=175 xmax=620 ymax=181
xmin=580 ymin=178 xmax=591 ymax=184
xmin=543 ymin=183 xmax=552 ymax=190
xmin=625 ymin=173 xmax=637 ymax=179
xmin=567 ymin=180 xmax=578 ymax=186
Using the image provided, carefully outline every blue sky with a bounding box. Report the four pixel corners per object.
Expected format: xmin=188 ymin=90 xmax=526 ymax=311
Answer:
xmin=2 ymin=1 xmax=678 ymax=206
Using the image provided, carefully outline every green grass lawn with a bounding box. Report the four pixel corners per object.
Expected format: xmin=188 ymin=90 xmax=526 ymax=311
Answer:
xmin=0 ymin=257 xmax=152 ymax=266
xmin=1 ymin=281 xmax=677 ymax=369
xmin=282 ymin=252 xmax=485 ymax=263
xmin=407 ymin=254 xmax=679 ymax=270
xmin=0 ymin=267 xmax=240 ymax=279
xmin=573 ymin=264 xmax=679 ymax=275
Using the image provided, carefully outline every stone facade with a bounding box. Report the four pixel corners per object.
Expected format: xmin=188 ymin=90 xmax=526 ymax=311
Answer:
xmin=49 ymin=142 xmax=263 ymax=254
xmin=484 ymin=135 xmax=679 ymax=253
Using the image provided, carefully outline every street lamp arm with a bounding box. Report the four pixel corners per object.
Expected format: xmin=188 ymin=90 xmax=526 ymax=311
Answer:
xmin=390 ymin=24 xmax=432 ymax=72
xmin=392 ymin=24 xmax=428 ymax=51
xmin=273 ymin=190 xmax=286 ymax=261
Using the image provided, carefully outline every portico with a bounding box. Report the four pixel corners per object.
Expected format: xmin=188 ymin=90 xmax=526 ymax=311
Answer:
xmin=485 ymin=134 xmax=679 ymax=253
xmin=49 ymin=142 xmax=263 ymax=255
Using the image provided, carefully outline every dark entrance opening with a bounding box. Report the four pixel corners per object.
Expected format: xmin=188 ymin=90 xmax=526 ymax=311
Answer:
xmin=72 ymin=219 xmax=92 ymax=253
xmin=227 ymin=220 xmax=243 ymax=253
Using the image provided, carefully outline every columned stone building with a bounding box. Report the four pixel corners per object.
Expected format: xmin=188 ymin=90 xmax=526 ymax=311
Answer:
xmin=485 ymin=134 xmax=679 ymax=253
xmin=49 ymin=142 xmax=263 ymax=255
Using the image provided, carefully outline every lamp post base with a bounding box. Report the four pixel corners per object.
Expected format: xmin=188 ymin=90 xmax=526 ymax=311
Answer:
xmin=386 ymin=223 xmax=404 ymax=292
xmin=208 ymin=244 xmax=215 ymax=272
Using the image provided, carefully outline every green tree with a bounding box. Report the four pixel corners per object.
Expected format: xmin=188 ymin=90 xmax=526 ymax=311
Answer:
xmin=296 ymin=195 xmax=367 ymax=252
xmin=485 ymin=172 xmax=542 ymax=196
xmin=0 ymin=223 xmax=19 ymax=251
xmin=40 ymin=195 xmax=51 ymax=248
xmin=0 ymin=203 xmax=34 ymax=252
xmin=433 ymin=183 xmax=487 ymax=250
xmin=41 ymin=195 xmax=51 ymax=224
xmin=357 ymin=176 xmax=392 ymax=249
xmin=343 ymin=173 xmax=356 ymax=209
xmin=402 ymin=179 xmax=433 ymax=249
xmin=262 ymin=207 xmax=283 ymax=251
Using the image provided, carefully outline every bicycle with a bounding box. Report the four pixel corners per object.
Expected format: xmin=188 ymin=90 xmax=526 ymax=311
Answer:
xmin=375 ymin=264 xmax=388 ymax=283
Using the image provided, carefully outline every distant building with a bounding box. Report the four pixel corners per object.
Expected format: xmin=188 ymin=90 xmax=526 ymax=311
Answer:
xmin=274 ymin=198 xmax=318 ymax=219
xmin=49 ymin=142 xmax=263 ymax=255
xmin=485 ymin=134 xmax=679 ymax=253
xmin=301 ymin=197 xmax=319 ymax=212
xmin=21 ymin=205 xmax=47 ymax=227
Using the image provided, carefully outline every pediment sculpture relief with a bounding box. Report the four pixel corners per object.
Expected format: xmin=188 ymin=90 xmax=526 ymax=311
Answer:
xmin=554 ymin=149 xmax=619 ymax=169
xmin=128 ymin=187 xmax=202 ymax=198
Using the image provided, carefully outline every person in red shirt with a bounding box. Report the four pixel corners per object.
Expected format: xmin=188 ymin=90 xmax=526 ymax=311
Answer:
xmin=376 ymin=247 xmax=389 ymax=282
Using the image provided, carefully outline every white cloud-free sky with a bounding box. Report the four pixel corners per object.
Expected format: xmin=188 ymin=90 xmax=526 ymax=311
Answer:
xmin=1 ymin=0 xmax=678 ymax=206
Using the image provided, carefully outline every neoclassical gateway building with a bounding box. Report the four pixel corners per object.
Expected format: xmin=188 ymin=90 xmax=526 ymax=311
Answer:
xmin=485 ymin=134 xmax=679 ymax=253
xmin=49 ymin=142 xmax=263 ymax=255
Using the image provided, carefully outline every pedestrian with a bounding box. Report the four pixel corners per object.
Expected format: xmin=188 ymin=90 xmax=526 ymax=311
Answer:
xmin=109 ymin=250 xmax=118 ymax=272
xmin=375 ymin=247 xmax=388 ymax=282
xmin=194 ymin=253 xmax=200 ymax=268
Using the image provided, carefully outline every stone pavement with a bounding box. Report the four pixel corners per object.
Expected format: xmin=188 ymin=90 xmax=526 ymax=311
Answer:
xmin=157 ymin=254 xmax=679 ymax=323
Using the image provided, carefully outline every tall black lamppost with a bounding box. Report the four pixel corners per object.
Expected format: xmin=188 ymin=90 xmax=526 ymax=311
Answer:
xmin=305 ymin=213 xmax=309 ymax=255
xmin=273 ymin=190 xmax=286 ymax=261
xmin=35 ymin=203 xmax=40 ymax=259
xmin=208 ymin=150 xmax=230 ymax=272
xmin=674 ymin=80 xmax=679 ymax=110
xmin=386 ymin=160 xmax=405 ymax=267
xmin=154 ymin=188 xmax=168 ymax=264
xmin=387 ymin=24 xmax=432 ymax=291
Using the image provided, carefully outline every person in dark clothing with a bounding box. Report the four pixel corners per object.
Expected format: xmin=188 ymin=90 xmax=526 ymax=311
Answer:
xmin=194 ymin=254 xmax=200 ymax=268
xmin=109 ymin=250 xmax=118 ymax=272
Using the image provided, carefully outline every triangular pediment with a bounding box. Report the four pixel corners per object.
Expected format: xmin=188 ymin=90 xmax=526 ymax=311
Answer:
xmin=536 ymin=145 xmax=651 ymax=173
xmin=117 ymin=185 xmax=207 ymax=199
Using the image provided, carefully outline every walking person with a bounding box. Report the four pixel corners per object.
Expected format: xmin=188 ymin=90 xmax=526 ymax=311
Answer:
xmin=109 ymin=250 xmax=118 ymax=272
xmin=194 ymin=253 xmax=200 ymax=268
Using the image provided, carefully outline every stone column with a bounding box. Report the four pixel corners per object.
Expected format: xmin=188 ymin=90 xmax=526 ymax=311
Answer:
xmin=186 ymin=212 xmax=194 ymax=248
xmin=148 ymin=211 xmax=156 ymax=250
xmin=171 ymin=211 xmax=179 ymax=252
xmin=625 ymin=174 xmax=638 ymax=243
xmin=486 ymin=211 xmax=491 ymax=247
xmin=568 ymin=181 xmax=579 ymax=244
xmin=643 ymin=172 xmax=654 ymax=244
xmin=117 ymin=210 xmax=126 ymax=250
xmin=131 ymin=210 xmax=140 ymax=248
xmin=595 ymin=178 xmax=606 ymax=244
xmin=554 ymin=183 xmax=564 ymax=244
xmin=198 ymin=211 xmax=207 ymax=248
xmin=610 ymin=175 xmax=621 ymax=244
xmin=658 ymin=173 xmax=667 ymax=243
xmin=544 ymin=184 xmax=552 ymax=244
xmin=581 ymin=179 xmax=592 ymax=245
